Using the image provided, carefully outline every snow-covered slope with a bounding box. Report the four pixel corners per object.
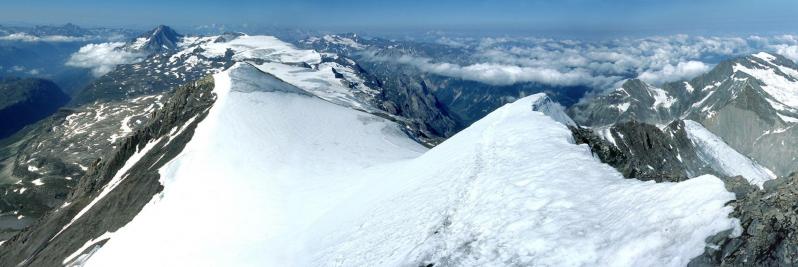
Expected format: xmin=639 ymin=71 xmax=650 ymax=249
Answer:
xmin=529 ymin=93 xmax=576 ymax=127
xmin=83 ymin=65 xmax=739 ymax=266
xmin=683 ymin=120 xmax=775 ymax=186
xmin=83 ymin=63 xmax=426 ymax=266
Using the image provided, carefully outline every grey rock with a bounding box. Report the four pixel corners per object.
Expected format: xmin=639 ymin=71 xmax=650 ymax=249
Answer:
xmin=0 ymin=76 xmax=217 ymax=266
xmin=689 ymin=173 xmax=798 ymax=266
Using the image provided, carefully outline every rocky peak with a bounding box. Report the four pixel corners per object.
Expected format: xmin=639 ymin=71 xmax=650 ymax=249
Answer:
xmin=129 ymin=25 xmax=183 ymax=53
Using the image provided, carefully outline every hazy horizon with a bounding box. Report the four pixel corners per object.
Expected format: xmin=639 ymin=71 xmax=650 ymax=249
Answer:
xmin=2 ymin=0 xmax=798 ymax=39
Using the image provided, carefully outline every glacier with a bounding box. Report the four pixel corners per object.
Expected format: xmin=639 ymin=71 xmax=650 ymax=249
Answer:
xmin=683 ymin=120 xmax=776 ymax=187
xmin=78 ymin=61 xmax=741 ymax=266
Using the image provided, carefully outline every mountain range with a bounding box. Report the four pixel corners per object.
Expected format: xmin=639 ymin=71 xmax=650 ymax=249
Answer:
xmin=0 ymin=25 xmax=797 ymax=266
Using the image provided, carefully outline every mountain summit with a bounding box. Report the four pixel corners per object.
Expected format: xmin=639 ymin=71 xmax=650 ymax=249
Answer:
xmin=129 ymin=25 xmax=182 ymax=53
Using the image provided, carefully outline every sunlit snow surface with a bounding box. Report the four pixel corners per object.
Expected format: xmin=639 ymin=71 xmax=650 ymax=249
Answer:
xmin=86 ymin=64 xmax=738 ymax=266
xmin=683 ymin=120 xmax=776 ymax=186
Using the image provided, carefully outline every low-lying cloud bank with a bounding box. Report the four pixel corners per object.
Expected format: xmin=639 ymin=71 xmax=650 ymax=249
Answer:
xmin=362 ymin=34 xmax=798 ymax=90
xmin=65 ymin=42 xmax=145 ymax=77
xmin=0 ymin=33 xmax=90 ymax=42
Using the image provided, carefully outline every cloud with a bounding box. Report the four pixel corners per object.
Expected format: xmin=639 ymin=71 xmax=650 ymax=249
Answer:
xmin=65 ymin=42 xmax=145 ymax=77
xmin=362 ymin=34 xmax=798 ymax=91
xmin=376 ymin=53 xmax=618 ymax=87
xmin=637 ymin=61 xmax=711 ymax=84
xmin=773 ymin=45 xmax=798 ymax=61
xmin=0 ymin=33 xmax=90 ymax=42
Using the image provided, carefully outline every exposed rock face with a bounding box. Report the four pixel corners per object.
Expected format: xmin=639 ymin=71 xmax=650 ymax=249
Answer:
xmin=570 ymin=79 xmax=687 ymax=127
xmin=571 ymin=121 xmax=697 ymax=182
xmin=0 ymin=76 xmax=216 ymax=266
xmin=127 ymin=25 xmax=182 ymax=53
xmin=317 ymin=53 xmax=457 ymax=145
xmin=298 ymin=34 xmax=589 ymax=140
xmin=570 ymin=52 xmax=798 ymax=177
xmin=0 ymin=78 xmax=69 ymax=139
xmin=690 ymin=173 xmax=798 ymax=266
xmin=571 ymin=119 xmax=774 ymax=183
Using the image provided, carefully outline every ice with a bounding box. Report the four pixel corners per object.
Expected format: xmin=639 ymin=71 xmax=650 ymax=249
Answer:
xmin=85 ymin=64 xmax=738 ymax=266
xmin=683 ymin=120 xmax=776 ymax=186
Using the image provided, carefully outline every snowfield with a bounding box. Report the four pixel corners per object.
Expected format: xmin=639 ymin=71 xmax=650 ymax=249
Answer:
xmin=683 ymin=120 xmax=776 ymax=187
xmin=84 ymin=63 xmax=739 ymax=266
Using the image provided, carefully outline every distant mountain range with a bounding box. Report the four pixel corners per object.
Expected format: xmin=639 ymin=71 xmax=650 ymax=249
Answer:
xmin=1 ymin=25 xmax=798 ymax=266
xmin=571 ymin=52 xmax=798 ymax=176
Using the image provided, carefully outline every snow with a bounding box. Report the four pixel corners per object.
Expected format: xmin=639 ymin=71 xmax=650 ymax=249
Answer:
xmin=599 ymin=127 xmax=618 ymax=147
xmin=649 ymin=85 xmax=675 ymax=109
xmin=684 ymin=81 xmax=695 ymax=93
xmin=85 ymin=64 xmax=738 ymax=266
xmin=528 ymin=93 xmax=576 ymax=127
xmin=683 ymin=120 xmax=776 ymax=186
xmin=31 ymin=179 xmax=44 ymax=186
xmin=252 ymin=62 xmax=373 ymax=111
xmin=129 ymin=37 xmax=147 ymax=50
xmin=322 ymin=35 xmax=366 ymax=49
xmin=187 ymin=35 xmax=321 ymax=64
xmin=615 ymin=102 xmax=631 ymax=113
xmin=752 ymin=52 xmax=777 ymax=62
xmin=64 ymin=232 xmax=114 ymax=265
xmin=733 ymin=61 xmax=798 ymax=108
xmin=778 ymin=113 xmax=798 ymax=123
xmin=53 ymin=138 xmax=162 ymax=241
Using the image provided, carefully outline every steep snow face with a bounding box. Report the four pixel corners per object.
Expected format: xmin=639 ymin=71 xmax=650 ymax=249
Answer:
xmin=86 ymin=65 xmax=738 ymax=266
xmin=528 ymin=93 xmax=576 ymax=127
xmin=683 ymin=120 xmax=776 ymax=186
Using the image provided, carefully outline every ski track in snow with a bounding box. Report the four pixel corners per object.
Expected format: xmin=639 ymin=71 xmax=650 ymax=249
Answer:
xmin=76 ymin=55 xmax=740 ymax=266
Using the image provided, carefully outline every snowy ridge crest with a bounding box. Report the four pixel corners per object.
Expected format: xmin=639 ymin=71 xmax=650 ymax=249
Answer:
xmin=528 ymin=93 xmax=577 ymax=127
xmin=86 ymin=63 xmax=738 ymax=266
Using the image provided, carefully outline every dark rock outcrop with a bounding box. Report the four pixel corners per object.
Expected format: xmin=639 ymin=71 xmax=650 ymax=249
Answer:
xmin=0 ymin=76 xmax=216 ymax=266
xmin=690 ymin=173 xmax=798 ymax=266
xmin=570 ymin=120 xmax=719 ymax=182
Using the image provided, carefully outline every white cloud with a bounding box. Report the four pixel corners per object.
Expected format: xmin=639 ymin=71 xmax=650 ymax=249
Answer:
xmin=367 ymin=34 xmax=798 ymax=91
xmin=773 ymin=45 xmax=798 ymax=61
xmin=637 ymin=61 xmax=712 ymax=84
xmin=0 ymin=33 xmax=89 ymax=42
xmin=65 ymin=42 xmax=145 ymax=77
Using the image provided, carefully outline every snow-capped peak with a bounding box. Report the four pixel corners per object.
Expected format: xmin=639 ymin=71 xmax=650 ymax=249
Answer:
xmin=129 ymin=25 xmax=183 ymax=52
xmin=732 ymin=52 xmax=798 ymax=109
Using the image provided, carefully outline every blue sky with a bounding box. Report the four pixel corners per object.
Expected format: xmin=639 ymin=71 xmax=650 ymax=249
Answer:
xmin=2 ymin=0 xmax=797 ymax=36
